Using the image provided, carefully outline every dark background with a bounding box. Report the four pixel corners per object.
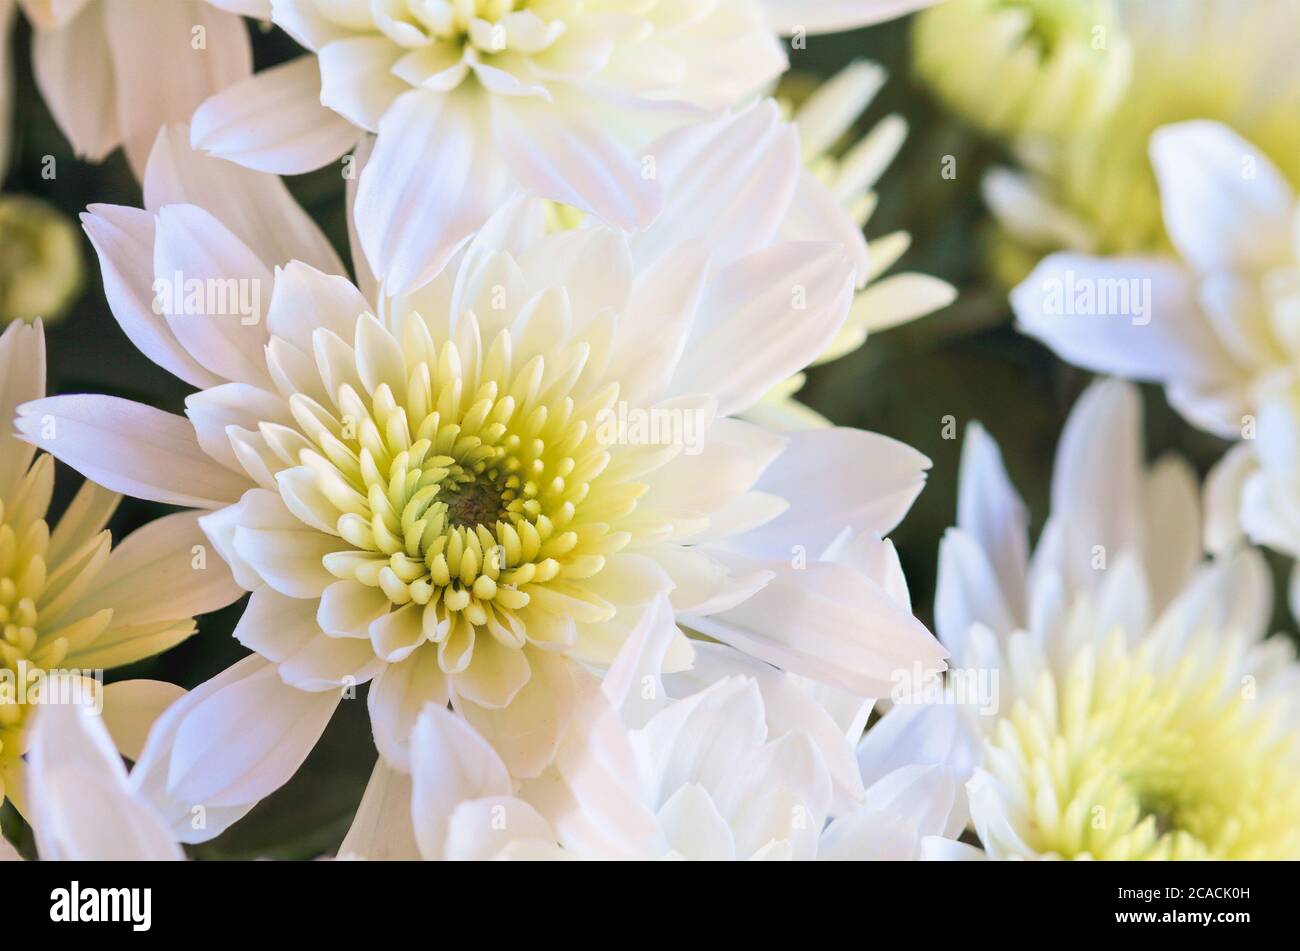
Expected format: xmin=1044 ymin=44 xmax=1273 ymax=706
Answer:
xmin=2 ymin=14 xmax=1284 ymax=858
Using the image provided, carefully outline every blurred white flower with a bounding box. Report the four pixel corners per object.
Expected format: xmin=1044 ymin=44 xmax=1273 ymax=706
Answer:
xmin=983 ymin=0 xmax=1300 ymax=276
xmin=931 ymin=379 xmax=1300 ymax=859
xmin=192 ymin=0 xmax=938 ymax=294
xmin=913 ymin=0 xmax=1131 ymax=140
xmin=1012 ymin=121 xmax=1300 ymax=569
xmin=18 ymin=109 xmax=945 ymax=834
xmin=16 ymin=0 xmax=252 ymax=178
xmin=0 ymin=319 xmax=241 ymax=815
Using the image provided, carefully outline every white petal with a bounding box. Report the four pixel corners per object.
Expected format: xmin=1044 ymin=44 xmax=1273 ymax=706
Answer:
xmin=1047 ymin=379 xmax=1143 ymax=593
xmin=318 ymin=36 xmax=407 ymax=132
xmin=105 ymin=0 xmax=254 ymax=177
xmin=524 ymin=673 xmax=662 ymax=857
xmin=849 ymin=270 xmax=955 ymax=329
xmin=658 ymin=784 xmax=734 ymax=860
xmin=494 ymin=91 xmax=662 ymax=231
xmin=356 ymin=88 xmax=510 ymax=296
xmin=1151 ymin=120 xmax=1296 ymax=275
xmin=367 ymin=644 xmax=450 ymax=770
xmin=338 ymin=761 xmax=421 ymax=860
xmin=186 ymin=382 xmax=291 ymax=474
xmin=956 ymin=423 xmax=1028 ymax=622
xmin=455 ymin=648 xmax=577 ymax=779
xmin=266 ymin=261 xmax=369 ymax=354
xmin=1013 ymin=253 xmax=1241 ymax=390
xmin=191 ymin=55 xmax=358 ymax=174
xmin=729 ymin=427 xmax=930 ymax=559
xmin=153 ymin=203 xmax=274 ymax=386
xmin=163 ymin=656 xmax=339 ymax=808
xmin=232 ymin=525 xmax=343 ymax=598
xmin=29 ymin=695 xmax=182 ymax=861
xmin=1141 ymin=456 xmax=1202 ymax=613
xmin=672 ymin=242 xmax=856 ymax=415
xmin=409 ymin=704 xmax=512 ymax=860
xmin=688 ymin=555 xmax=947 ymax=697
xmin=444 ymin=795 xmax=554 ymax=860
xmin=819 ymin=762 xmax=960 ymax=860
xmin=144 ymin=125 xmax=345 ymax=275
xmin=16 ymin=395 xmax=250 ymax=508
xmin=0 ymin=320 xmax=46 ymax=501
xmin=30 ymin=1 xmax=119 ymax=164
xmin=934 ymin=528 xmax=1015 ymax=662
xmin=81 ymin=204 xmax=223 ymax=389
xmin=1204 ymin=442 xmax=1256 ymax=555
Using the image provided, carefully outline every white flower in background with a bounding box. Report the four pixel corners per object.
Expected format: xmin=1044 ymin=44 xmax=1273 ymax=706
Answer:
xmin=343 ymin=628 xmax=972 ymax=861
xmin=19 ymin=110 xmax=945 ymax=832
xmin=19 ymin=684 xmax=184 ymax=861
xmin=932 ymin=379 xmax=1300 ymax=859
xmin=980 ymin=0 xmax=1300 ymax=278
xmin=1012 ymin=121 xmax=1300 ymax=569
xmin=192 ymin=0 xmax=940 ymax=294
xmin=14 ymin=0 xmax=252 ymax=178
xmin=748 ymin=61 xmax=956 ymax=431
xmin=0 ymin=319 xmax=241 ymax=815
xmin=912 ymin=0 xmax=1132 ymax=140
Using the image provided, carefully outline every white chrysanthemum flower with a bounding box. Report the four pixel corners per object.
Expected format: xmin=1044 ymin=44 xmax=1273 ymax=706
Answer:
xmin=10 ymin=0 xmax=251 ymax=178
xmin=19 ymin=111 xmax=945 ymax=837
xmin=0 ymin=320 xmax=239 ymax=814
xmin=913 ymin=0 xmax=1131 ymax=141
xmin=984 ymin=0 xmax=1300 ymax=274
xmin=747 ymin=61 xmax=956 ymax=430
xmin=342 ymin=624 xmax=971 ymax=861
xmin=192 ymin=0 xmax=937 ymax=294
xmin=1013 ymin=121 xmax=1300 ymax=571
xmin=931 ymin=379 xmax=1300 ymax=859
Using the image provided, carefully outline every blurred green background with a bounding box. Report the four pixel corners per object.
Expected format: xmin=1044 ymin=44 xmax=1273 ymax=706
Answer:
xmin=3 ymin=13 xmax=1288 ymax=858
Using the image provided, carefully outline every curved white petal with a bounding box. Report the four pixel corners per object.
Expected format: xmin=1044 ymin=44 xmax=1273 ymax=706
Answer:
xmin=409 ymin=704 xmax=512 ymax=860
xmin=29 ymin=696 xmax=183 ymax=861
xmin=0 ymin=320 xmax=46 ymax=500
xmin=1150 ymin=120 xmax=1296 ymax=276
xmin=356 ymin=88 xmax=511 ymax=296
xmin=191 ymin=55 xmax=358 ymax=174
xmin=81 ymin=204 xmax=224 ymax=389
xmin=144 ymin=125 xmax=345 ymax=276
xmin=16 ymin=395 xmax=250 ymax=508
xmin=105 ymin=0 xmax=253 ymax=177
xmin=29 ymin=1 xmax=117 ymax=163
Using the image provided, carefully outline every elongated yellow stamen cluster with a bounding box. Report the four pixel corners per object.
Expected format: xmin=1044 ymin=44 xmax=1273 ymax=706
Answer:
xmin=987 ymin=630 xmax=1300 ymax=859
xmin=0 ymin=456 xmax=98 ymax=785
xmin=284 ymin=312 xmax=638 ymax=671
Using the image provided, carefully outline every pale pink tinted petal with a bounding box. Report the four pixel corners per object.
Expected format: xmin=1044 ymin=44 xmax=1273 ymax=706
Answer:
xmin=16 ymin=395 xmax=249 ymax=508
xmin=191 ymin=55 xmax=358 ymax=174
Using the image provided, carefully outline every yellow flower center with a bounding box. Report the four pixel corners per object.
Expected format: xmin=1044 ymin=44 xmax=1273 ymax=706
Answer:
xmin=986 ymin=630 xmax=1300 ymax=859
xmin=288 ymin=312 xmax=633 ymax=667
